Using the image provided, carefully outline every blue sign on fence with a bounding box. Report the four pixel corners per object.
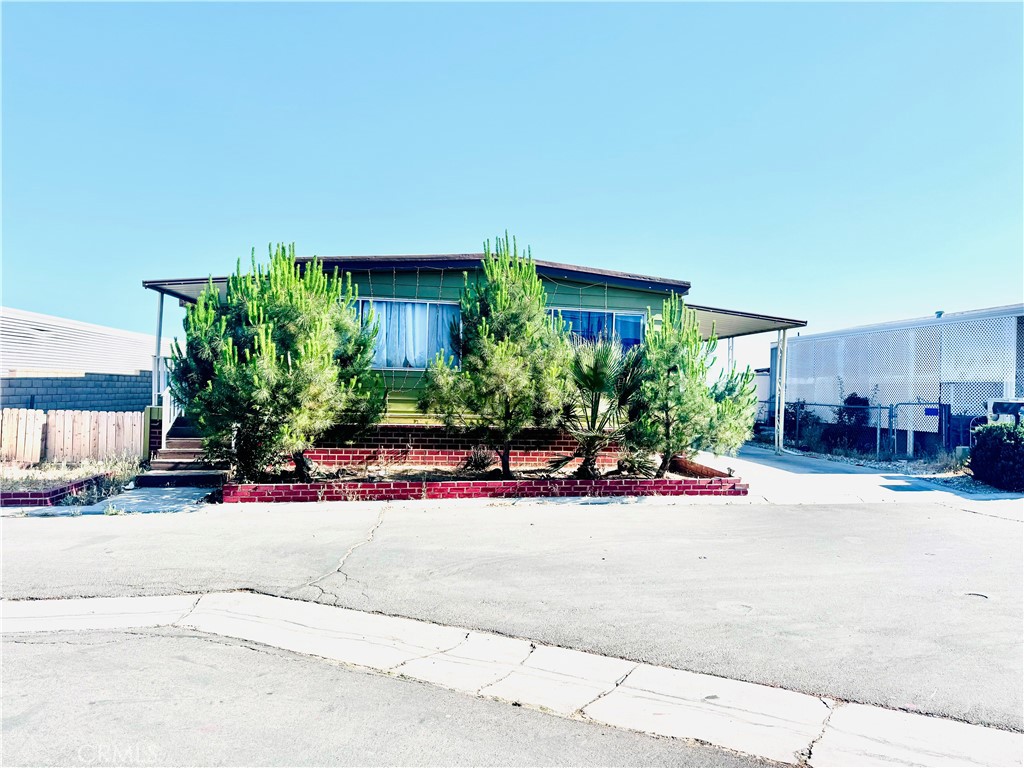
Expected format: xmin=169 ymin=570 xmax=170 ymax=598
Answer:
xmin=924 ymin=407 xmax=939 ymax=417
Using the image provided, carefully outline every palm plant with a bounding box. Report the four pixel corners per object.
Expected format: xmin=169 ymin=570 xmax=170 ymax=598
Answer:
xmin=552 ymin=336 xmax=645 ymax=479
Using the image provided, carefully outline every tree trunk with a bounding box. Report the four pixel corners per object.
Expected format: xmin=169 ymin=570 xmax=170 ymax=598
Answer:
xmin=293 ymin=450 xmax=315 ymax=483
xmin=655 ymin=453 xmax=671 ymax=479
xmin=499 ymin=443 xmax=513 ymax=479
xmin=575 ymin=454 xmax=601 ymax=479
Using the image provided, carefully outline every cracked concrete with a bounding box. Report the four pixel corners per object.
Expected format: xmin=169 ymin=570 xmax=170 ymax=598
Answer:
xmin=473 ymin=643 xmax=537 ymax=695
xmin=797 ymin=699 xmax=839 ymax=766
xmin=5 ymin=626 xmax=772 ymax=768
xmin=572 ymin=664 xmax=637 ymax=717
xmin=8 ymin=592 xmax=1019 ymax=766
xmin=288 ymin=504 xmax=389 ymax=604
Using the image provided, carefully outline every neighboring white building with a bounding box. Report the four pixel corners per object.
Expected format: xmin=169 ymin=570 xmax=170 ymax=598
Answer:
xmin=768 ymin=304 xmax=1024 ymax=451
xmin=0 ymin=307 xmax=172 ymax=412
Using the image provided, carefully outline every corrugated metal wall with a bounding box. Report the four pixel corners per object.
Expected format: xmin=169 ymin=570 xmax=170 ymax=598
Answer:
xmin=1 ymin=307 xmax=171 ymax=376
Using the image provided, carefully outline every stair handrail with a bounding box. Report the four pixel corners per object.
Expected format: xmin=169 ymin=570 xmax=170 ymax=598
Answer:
xmin=160 ymin=387 xmax=183 ymax=450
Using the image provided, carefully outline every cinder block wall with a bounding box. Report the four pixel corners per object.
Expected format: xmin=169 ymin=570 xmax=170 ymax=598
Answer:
xmin=0 ymin=372 xmax=152 ymax=412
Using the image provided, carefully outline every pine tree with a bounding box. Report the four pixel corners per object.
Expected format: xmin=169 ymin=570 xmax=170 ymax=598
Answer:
xmin=170 ymin=244 xmax=385 ymax=482
xmin=703 ymin=365 xmax=758 ymax=455
xmin=627 ymin=293 xmax=714 ymax=477
xmin=419 ymin=233 xmax=569 ymax=478
xmin=626 ymin=293 xmax=759 ymax=475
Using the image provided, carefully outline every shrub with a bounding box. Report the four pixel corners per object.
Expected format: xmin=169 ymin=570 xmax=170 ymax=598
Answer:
xmin=624 ymin=294 xmax=714 ymax=477
xmin=821 ymin=393 xmax=872 ymax=452
xmin=702 ymin=364 xmax=758 ymax=456
xmin=968 ymin=423 xmax=1024 ymax=492
xmin=420 ymin=233 xmax=569 ymax=478
xmin=552 ymin=337 xmax=645 ymax=478
xmin=615 ymin=448 xmax=656 ymax=478
xmin=462 ymin=445 xmax=496 ymax=472
xmin=624 ymin=294 xmax=756 ymax=477
xmin=170 ymin=244 xmax=385 ymax=482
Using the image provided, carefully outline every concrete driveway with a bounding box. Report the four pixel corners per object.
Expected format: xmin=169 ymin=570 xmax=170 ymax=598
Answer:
xmin=3 ymin=456 xmax=1022 ymax=736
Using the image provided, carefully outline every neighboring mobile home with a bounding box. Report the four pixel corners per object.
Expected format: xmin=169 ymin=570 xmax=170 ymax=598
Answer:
xmin=144 ymin=254 xmax=805 ymax=424
xmin=0 ymin=307 xmax=172 ymax=413
xmin=767 ymin=304 xmax=1024 ymax=453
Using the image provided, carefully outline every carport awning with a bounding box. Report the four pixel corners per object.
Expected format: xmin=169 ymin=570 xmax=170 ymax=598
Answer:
xmin=687 ymin=304 xmax=805 ymax=339
xmin=143 ymin=279 xmax=805 ymax=340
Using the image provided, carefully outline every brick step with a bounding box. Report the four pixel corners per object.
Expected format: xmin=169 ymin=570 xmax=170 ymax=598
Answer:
xmin=135 ymin=470 xmax=226 ymax=488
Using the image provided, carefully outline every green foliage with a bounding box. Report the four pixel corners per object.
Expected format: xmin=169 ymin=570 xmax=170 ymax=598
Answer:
xmin=462 ymin=445 xmax=497 ymax=472
xmin=614 ymin=448 xmax=656 ymax=478
xmin=624 ymin=293 xmax=758 ymax=477
xmin=821 ymin=393 xmax=873 ymax=452
xmin=552 ymin=337 xmax=645 ymax=478
xmin=969 ymin=423 xmax=1024 ymax=492
xmin=170 ymin=244 xmax=385 ymax=482
xmin=419 ymin=232 xmax=569 ymax=478
xmin=783 ymin=400 xmax=823 ymax=449
xmin=703 ymin=364 xmax=758 ymax=455
xmin=625 ymin=294 xmax=714 ymax=477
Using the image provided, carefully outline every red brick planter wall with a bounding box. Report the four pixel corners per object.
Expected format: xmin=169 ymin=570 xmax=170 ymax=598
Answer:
xmin=223 ymin=476 xmax=747 ymax=503
xmin=0 ymin=473 xmax=106 ymax=507
xmin=148 ymin=419 xmax=162 ymax=460
xmin=308 ymin=425 xmax=620 ymax=469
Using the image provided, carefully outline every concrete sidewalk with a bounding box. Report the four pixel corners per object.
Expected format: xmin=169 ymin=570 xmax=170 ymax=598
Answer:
xmin=0 ymin=486 xmax=211 ymax=517
xmin=6 ymin=627 xmax=756 ymax=768
xmin=6 ymin=593 xmax=1021 ymax=767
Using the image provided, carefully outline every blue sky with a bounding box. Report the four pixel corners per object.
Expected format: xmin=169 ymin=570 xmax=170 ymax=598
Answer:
xmin=3 ymin=2 xmax=1021 ymax=369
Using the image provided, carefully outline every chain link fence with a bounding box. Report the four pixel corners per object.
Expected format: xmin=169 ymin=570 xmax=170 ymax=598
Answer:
xmin=755 ymin=399 xmax=979 ymax=459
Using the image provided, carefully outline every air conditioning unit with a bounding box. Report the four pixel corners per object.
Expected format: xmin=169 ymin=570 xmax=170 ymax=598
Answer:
xmin=987 ymin=398 xmax=1024 ymax=425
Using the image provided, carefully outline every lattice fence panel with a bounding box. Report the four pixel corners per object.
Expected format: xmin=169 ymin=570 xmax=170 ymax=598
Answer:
xmin=782 ymin=314 xmax=1020 ymax=428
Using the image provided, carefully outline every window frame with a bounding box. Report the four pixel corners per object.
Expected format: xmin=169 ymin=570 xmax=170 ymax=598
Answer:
xmin=548 ymin=306 xmax=647 ymax=347
xmin=360 ymin=297 xmax=463 ymax=372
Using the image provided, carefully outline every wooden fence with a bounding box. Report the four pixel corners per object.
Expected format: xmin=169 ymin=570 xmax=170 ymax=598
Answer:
xmin=0 ymin=409 xmax=144 ymax=464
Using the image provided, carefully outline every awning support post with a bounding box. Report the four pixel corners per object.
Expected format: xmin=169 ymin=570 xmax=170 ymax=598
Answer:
xmin=152 ymin=291 xmax=165 ymax=407
xmin=774 ymin=329 xmax=788 ymax=455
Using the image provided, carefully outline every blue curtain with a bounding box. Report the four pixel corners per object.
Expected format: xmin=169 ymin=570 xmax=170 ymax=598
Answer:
xmin=428 ymin=303 xmax=461 ymax=364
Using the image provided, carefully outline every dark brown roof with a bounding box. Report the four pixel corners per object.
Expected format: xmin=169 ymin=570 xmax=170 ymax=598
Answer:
xmin=144 ymin=254 xmax=691 ymax=302
xmin=143 ymin=254 xmax=805 ymax=339
xmin=298 ymin=254 xmax=692 ymax=295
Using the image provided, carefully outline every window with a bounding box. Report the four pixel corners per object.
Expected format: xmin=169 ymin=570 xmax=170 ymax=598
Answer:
xmin=550 ymin=308 xmax=645 ymax=349
xmin=360 ymin=300 xmax=461 ymax=369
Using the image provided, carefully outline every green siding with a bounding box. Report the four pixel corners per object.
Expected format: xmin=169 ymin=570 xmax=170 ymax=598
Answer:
xmin=343 ymin=268 xmax=670 ymax=424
